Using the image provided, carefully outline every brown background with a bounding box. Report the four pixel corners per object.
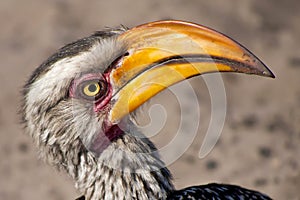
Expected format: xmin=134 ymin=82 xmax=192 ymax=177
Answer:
xmin=1 ymin=0 xmax=300 ymax=199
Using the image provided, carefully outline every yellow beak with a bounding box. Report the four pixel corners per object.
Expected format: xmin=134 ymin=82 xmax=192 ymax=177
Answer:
xmin=108 ymin=20 xmax=274 ymax=123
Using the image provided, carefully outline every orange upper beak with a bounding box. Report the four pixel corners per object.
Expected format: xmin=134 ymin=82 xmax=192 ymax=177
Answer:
xmin=107 ymin=20 xmax=274 ymax=123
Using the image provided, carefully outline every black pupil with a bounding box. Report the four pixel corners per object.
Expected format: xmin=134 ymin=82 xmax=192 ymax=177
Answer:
xmin=88 ymin=84 xmax=97 ymax=93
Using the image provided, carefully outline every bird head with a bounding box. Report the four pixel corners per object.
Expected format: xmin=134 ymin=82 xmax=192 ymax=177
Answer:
xmin=22 ymin=20 xmax=274 ymax=195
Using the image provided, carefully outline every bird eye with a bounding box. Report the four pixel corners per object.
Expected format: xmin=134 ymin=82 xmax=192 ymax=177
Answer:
xmin=83 ymin=82 xmax=101 ymax=97
xmin=76 ymin=79 xmax=107 ymax=101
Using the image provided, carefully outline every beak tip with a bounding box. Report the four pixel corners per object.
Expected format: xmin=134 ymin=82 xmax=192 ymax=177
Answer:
xmin=258 ymin=62 xmax=275 ymax=78
xmin=247 ymin=56 xmax=275 ymax=78
xmin=264 ymin=70 xmax=275 ymax=78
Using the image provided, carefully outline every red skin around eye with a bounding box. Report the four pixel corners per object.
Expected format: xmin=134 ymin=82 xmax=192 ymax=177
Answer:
xmin=69 ymin=73 xmax=113 ymax=112
xmin=93 ymin=72 xmax=113 ymax=112
xmin=69 ymin=73 xmax=104 ymax=98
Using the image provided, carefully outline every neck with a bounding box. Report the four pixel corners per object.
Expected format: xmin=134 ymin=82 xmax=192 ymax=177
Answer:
xmin=71 ymin=133 xmax=174 ymax=200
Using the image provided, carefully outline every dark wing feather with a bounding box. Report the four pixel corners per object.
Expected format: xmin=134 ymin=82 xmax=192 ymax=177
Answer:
xmin=167 ymin=183 xmax=272 ymax=200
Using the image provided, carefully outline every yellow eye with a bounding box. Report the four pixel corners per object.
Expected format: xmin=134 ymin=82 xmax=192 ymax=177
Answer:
xmin=83 ymin=82 xmax=101 ymax=97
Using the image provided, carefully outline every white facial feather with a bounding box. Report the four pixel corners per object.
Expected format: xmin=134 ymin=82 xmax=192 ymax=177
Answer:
xmin=26 ymin=37 xmax=124 ymax=112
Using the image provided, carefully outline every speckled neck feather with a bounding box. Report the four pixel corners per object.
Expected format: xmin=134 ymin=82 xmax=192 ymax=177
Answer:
xmin=50 ymin=131 xmax=174 ymax=200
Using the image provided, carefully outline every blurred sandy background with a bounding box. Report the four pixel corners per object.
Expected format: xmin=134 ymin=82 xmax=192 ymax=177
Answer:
xmin=1 ymin=0 xmax=300 ymax=199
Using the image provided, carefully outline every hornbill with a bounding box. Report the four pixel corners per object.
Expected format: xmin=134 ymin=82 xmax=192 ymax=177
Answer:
xmin=22 ymin=20 xmax=274 ymax=200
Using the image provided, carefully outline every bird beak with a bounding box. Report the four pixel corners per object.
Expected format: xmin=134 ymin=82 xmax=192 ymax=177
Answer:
xmin=108 ymin=20 xmax=274 ymax=123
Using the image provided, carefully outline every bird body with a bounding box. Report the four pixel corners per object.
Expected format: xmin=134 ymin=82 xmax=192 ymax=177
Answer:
xmin=22 ymin=20 xmax=274 ymax=199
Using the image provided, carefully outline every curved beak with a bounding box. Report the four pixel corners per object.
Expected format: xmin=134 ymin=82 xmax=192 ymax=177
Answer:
xmin=107 ymin=20 xmax=274 ymax=123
